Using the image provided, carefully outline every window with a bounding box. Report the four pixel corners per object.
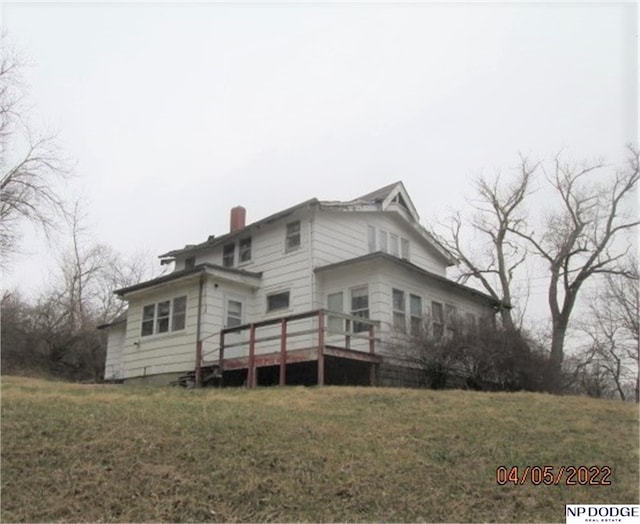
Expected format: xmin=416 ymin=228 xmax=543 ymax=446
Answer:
xmin=172 ymin=296 xmax=187 ymax=331
xmin=367 ymin=225 xmax=376 ymax=253
xmin=445 ymin=304 xmax=458 ymax=338
xmin=389 ymin=234 xmax=399 ymax=256
xmin=140 ymin=296 xmax=187 ymax=337
xmin=227 ymin=300 xmax=242 ymax=327
xmin=141 ymin=304 xmax=155 ymax=336
xmin=223 ymin=243 xmax=235 ymax=267
xmin=239 ymin=237 xmax=252 ymax=263
xmin=431 ymin=301 xmax=444 ymax=340
xmin=156 ymin=300 xmax=170 ymax=333
xmin=286 ymin=221 xmax=301 ymax=251
xmin=351 ymin=287 xmax=369 ymax=333
xmin=401 ymin=238 xmax=410 ymax=260
xmin=379 ymin=230 xmax=388 ymax=253
xmin=392 ymin=288 xmax=406 ymax=333
xmin=327 ymin=292 xmax=344 ymax=333
xmin=267 ymin=291 xmax=290 ymax=312
xmin=410 ymin=294 xmax=423 ymax=336
xmin=185 ymin=256 xmax=196 ymax=269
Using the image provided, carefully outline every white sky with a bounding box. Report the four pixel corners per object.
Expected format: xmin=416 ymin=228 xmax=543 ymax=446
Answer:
xmin=2 ymin=1 xmax=638 ymax=328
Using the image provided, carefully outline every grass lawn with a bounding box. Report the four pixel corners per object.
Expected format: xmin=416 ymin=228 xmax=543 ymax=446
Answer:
xmin=1 ymin=376 xmax=638 ymax=522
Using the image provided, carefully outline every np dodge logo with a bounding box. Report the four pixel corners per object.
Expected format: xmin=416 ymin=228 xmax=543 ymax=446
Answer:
xmin=566 ymin=505 xmax=640 ymax=523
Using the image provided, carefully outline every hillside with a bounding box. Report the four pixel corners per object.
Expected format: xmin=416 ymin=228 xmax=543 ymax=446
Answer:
xmin=1 ymin=376 xmax=638 ymax=523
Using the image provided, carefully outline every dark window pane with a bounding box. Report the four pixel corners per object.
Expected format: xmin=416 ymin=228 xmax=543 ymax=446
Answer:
xmin=267 ymin=292 xmax=290 ymax=312
xmin=239 ymin=237 xmax=252 ymax=262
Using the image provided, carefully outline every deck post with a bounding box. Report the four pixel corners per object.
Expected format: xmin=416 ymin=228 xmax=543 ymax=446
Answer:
xmin=369 ymin=324 xmax=376 ymax=386
xmin=248 ymin=324 xmax=256 ymax=388
xmin=279 ymin=319 xmax=287 ymax=386
xmin=195 ymin=340 xmax=203 ymax=388
xmin=219 ymin=331 xmax=225 ymax=388
xmin=317 ymin=310 xmax=325 ymax=386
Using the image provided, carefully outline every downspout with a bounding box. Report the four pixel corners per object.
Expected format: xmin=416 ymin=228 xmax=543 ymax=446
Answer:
xmin=194 ymin=271 xmax=205 ymax=387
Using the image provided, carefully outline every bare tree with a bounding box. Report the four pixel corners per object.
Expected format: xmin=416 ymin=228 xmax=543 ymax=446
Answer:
xmin=434 ymin=156 xmax=538 ymax=334
xmin=511 ymin=147 xmax=639 ymax=393
xmin=574 ymin=256 xmax=639 ymax=401
xmin=0 ymin=34 xmax=69 ymax=266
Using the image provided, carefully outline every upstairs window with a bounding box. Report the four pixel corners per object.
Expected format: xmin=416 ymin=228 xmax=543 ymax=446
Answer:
xmin=367 ymin=225 xmax=376 ymax=253
xmin=286 ymin=221 xmax=301 ymax=251
xmin=401 ymin=238 xmax=410 ymax=260
xmin=392 ymin=288 xmax=406 ymax=333
xmin=379 ymin=230 xmax=388 ymax=253
xmin=351 ymin=286 xmax=369 ymax=333
xmin=389 ymin=234 xmax=399 ymax=256
xmin=223 ymin=243 xmax=235 ymax=267
xmin=239 ymin=237 xmax=252 ymax=263
xmin=185 ymin=256 xmax=196 ymax=269
xmin=267 ymin=291 xmax=290 ymax=312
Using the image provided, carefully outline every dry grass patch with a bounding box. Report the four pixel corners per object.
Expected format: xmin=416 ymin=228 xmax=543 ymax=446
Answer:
xmin=1 ymin=376 xmax=638 ymax=522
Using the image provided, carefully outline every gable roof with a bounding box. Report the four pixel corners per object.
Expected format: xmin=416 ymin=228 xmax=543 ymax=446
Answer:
xmin=159 ymin=181 xmax=452 ymax=264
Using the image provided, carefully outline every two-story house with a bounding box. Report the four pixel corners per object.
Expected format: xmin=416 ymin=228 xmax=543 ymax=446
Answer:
xmin=100 ymin=182 xmax=500 ymax=387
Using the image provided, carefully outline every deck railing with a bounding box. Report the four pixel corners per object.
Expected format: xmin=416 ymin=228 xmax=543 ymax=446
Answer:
xmin=195 ymin=309 xmax=379 ymax=387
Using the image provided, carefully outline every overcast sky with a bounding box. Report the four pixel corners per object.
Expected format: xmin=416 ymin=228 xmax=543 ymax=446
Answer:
xmin=2 ymin=1 xmax=637 ymax=326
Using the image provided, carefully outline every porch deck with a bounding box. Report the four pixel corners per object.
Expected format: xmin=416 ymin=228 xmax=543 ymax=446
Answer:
xmin=198 ymin=309 xmax=381 ymax=387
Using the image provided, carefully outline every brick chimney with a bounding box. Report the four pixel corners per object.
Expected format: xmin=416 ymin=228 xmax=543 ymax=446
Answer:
xmin=230 ymin=206 xmax=246 ymax=232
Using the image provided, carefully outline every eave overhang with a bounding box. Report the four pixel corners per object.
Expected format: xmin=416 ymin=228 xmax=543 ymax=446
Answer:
xmin=114 ymin=263 xmax=263 ymax=298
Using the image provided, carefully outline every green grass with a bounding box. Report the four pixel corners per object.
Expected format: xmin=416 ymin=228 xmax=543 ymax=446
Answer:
xmin=1 ymin=376 xmax=638 ymax=523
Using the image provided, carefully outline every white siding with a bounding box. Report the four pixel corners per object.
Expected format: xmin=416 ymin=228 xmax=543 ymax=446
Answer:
xmin=313 ymin=209 xmax=448 ymax=276
xmin=123 ymin=278 xmax=201 ymax=379
xmin=104 ymin=323 xmax=125 ymax=381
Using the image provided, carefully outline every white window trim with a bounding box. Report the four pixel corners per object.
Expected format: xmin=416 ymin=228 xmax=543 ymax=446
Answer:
xmin=392 ymin=288 xmax=406 ymax=333
xmin=140 ymin=296 xmax=188 ymax=338
xmin=285 ymin=221 xmax=301 ymax=252
xmin=266 ymin=289 xmax=291 ymax=313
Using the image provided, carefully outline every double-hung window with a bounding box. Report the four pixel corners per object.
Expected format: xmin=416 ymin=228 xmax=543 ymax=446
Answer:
xmin=286 ymin=221 xmax=301 ymax=251
xmin=239 ymin=237 xmax=251 ymax=263
xmin=351 ymin=287 xmax=369 ymax=333
xmin=410 ymin=294 xmax=423 ymax=336
xmin=367 ymin=225 xmax=376 ymax=253
xmin=227 ymin=300 xmax=243 ymax=327
xmin=389 ymin=234 xmax=400 ymax=256
xmin=141 ymin=296 xmax=188 ymax=337
xmin=401 ymin=238 xmax=410 ymax=260
xmin=223 ymin=243 xmax=235 ymax=267
xmin=172 ymin=296 xmax=187 ymax=331
xmin=431 ymin=301 xmax=444 ymax=340
xmin=445 ymin=304 xmax=458 ymax=338
xmin=379 ymin=230 xmax=388 ymax=253
xmin=392 ymin=288 xmax=406 ymax=333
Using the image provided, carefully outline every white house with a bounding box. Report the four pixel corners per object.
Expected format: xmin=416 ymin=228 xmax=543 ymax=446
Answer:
xmin=99 ymin=182 xmax=500 ymax=387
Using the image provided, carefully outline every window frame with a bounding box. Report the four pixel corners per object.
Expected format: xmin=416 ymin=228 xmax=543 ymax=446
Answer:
xmin=239 ymin=237 xmax=252 ymax=263
xmin=285 ymin=221 xmax=301 ymax=252
xmin=431 ymin=301 xmax=444 ymax=340
xmin=140 ymin=296 xmax=188 ymax=337
xmin=389 ymin=234 xmax=400 ymax=256
xmin=401 ymin=237 xmax=410 ymax=260
xmin=350 ymin=286 xmax=370 ymax=333
xmin=184 ymin=256 xmax=196 ymax=269
xmin=226 ymin=299 xmax=243 ymax=328
xmin=223 ymin=242 xmax=235 ymax=267
xmin=267 ymin=290 xmax=290 ymax=312
xmin=392 ymin=288 xmax=406 ymax=333
xmin=410 ymin=294 xmax=423 ymax=336
xmin=367 ymin=225 xmax=376 ymax=253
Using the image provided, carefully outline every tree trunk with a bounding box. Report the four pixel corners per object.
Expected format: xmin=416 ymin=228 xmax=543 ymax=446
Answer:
xmin=547 ymin=321 xmax=568 ymax=393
